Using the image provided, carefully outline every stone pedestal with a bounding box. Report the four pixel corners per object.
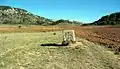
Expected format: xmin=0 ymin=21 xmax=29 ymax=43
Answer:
xmin=62 ymin=30 xmax=76 ymax=45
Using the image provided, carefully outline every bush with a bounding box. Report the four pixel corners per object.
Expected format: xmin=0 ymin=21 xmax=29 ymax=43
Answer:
xmin=18 ymin=25 xmax=21 ymax=28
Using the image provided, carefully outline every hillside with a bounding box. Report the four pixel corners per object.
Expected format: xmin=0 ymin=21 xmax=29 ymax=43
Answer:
xmin=0 ymin=6 xmax=53 ymax=25
xmin=83 ymin=12 xmax=120 ymax=25
xmin=0 ymin=6 xmax=82 ymax=25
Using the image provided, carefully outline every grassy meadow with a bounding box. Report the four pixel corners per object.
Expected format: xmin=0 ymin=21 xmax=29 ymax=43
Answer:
xmin=0 ymin=25 xmax=120 ymax=69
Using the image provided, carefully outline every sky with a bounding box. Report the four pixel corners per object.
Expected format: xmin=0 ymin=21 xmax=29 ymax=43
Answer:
xmin=0 ymin=0 xmax=120 ymax=23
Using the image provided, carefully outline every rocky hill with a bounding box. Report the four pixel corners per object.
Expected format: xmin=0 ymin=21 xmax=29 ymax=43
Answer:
xmin=51 ymin=19 xmax=82 ymax=25
xmin=93 ymin=12 xmax=120 ymax=25
xmin=82 ymin=12 xmax=120 ymax=26
xmin=0 ymin=6 xmax=53 ymax=25
xmin=0 ymin=6 xmax=82 ymax=25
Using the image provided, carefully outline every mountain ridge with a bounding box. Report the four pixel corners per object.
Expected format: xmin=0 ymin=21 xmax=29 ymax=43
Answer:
xmin=0 ymin=6 xmax=82 ymax=25
xmin=83 ymin=12 xmax=120 ymax=26
xmin=0 ymin=6 xmax=54 ymax=25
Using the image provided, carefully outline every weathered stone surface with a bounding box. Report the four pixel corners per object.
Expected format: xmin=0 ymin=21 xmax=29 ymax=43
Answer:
xmin=62 ymin=30 xmax=76 ymax=44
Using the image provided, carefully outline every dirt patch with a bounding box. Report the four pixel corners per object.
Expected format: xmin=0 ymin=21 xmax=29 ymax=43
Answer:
xmin=0 ymin=26 xmax=63 ymax=32
xmin=60 ymin=26 xmax=120 ymax=53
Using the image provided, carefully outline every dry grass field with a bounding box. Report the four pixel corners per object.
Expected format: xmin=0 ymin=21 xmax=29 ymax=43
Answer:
xmin=0 ymin=25 xmax=120 ymax=53
xmin=0 ymin=25 xmax=120 ymax=69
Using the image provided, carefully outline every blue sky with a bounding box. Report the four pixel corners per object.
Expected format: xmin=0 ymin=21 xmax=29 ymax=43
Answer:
xmin=0 ymin=0 xmax=120 ymax=23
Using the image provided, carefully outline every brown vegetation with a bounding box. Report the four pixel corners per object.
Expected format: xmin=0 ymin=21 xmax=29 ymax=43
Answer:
xmin=0 ymin=26 xmax=63 ymax=32
xmin=0 ymin=25 xmax=120 ymax=53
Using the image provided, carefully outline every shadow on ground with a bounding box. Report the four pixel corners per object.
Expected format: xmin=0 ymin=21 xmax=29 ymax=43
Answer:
xmin=41 ymin=43 xmax=68 ymax=46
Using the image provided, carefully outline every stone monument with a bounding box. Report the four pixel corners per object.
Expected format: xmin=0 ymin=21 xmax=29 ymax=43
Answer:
xmin=62 ymin=30 xmax=76 ymax=45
